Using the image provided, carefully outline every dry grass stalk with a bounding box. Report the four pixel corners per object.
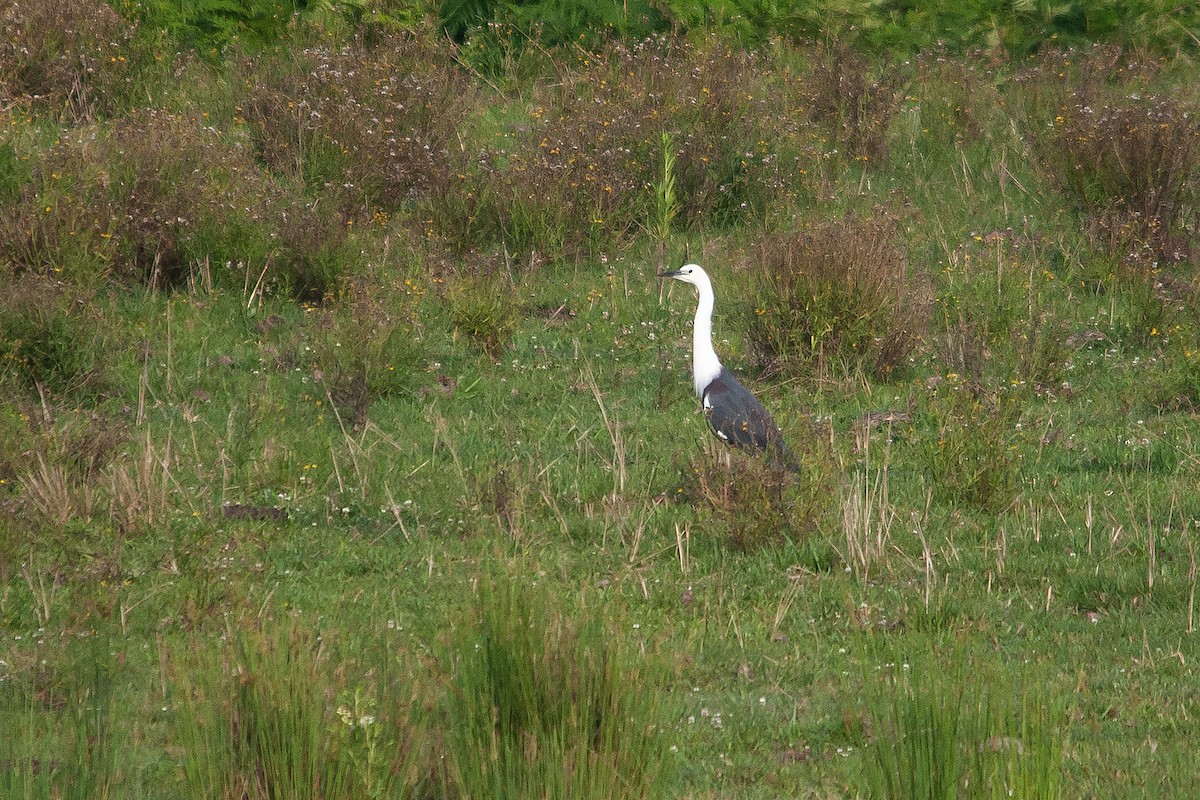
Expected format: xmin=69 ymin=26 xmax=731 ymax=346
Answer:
xmin=108 ymin=428 xmax=174 ymax=533
xmin=842 ymin=466 xmax=896 ymax=580
xmin=22 ymin=453 xmax=97 ymax=525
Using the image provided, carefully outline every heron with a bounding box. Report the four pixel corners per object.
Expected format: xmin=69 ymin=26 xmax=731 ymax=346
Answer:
xmin=658 ymin=263 xmax=798 ymax=472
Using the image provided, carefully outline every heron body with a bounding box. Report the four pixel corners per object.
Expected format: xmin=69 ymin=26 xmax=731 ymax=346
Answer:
xmin=658 ymin=263 xmax=797 ymax=471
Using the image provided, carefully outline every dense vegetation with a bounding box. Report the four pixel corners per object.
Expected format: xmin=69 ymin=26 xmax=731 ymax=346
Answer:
xmin=2 ymin=0 xmax=1200 ymax=797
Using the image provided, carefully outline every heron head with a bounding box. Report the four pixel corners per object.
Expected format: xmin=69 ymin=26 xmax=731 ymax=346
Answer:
xmin=657 ymin=263 xmax=708 ymax=288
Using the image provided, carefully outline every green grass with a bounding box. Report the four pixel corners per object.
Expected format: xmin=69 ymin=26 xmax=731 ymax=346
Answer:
xmin=3 ymin=11 xmax=1200 ymax=799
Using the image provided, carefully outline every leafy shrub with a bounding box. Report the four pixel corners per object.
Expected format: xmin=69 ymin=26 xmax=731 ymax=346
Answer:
xmin=1 ymin=109 xmax=363 ymax=298
xmin=0 ymin=0 xmax=139 ymax=119
xmin=1020 ymin=47 xmax=1200 ymax=265
xmin=0 ymin=111 xmax=289 ymax=289
xmin=744 ymin=214 xmax=927 ymax=381
xmin=441 ymin=0 xmax=1200 ymax=70
xmin=102 ymin=109 xmax=283 ymax=288
xmin=855 ymin=0 xmax=1199 ymax=56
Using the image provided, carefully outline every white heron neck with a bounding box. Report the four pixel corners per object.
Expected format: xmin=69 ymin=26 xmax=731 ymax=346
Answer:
xmin=691 ymin=279 xmax=722 ymax=397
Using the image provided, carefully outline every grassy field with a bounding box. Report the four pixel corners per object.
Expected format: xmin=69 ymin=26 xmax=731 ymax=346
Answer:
xmin=2 ymin=2 xmax=1200 ymax=797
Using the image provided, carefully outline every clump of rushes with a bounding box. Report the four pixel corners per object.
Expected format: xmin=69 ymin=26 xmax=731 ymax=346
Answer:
xmin=0 ymin=633 xmax=123 ymax=799
xmin=443 ymin=579 xmax=670 ymax=800
xmin=445 ymin=275 xmax=520 ymax=359
xmin=744 ymin=215 xmax=927 ymax=381
xmin=863 ymin=652 xmax=1064 ymax=800
xmin=172 ymin=620 xmax=353 ymax=800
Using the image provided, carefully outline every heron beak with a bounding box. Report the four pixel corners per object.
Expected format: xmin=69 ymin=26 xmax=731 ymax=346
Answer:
xmin=657 ymin=270 xmax=682 ymax=279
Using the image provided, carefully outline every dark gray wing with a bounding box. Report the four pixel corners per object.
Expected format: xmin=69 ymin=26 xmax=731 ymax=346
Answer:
xmin=701 ymin=368 xmax=791 ymax=457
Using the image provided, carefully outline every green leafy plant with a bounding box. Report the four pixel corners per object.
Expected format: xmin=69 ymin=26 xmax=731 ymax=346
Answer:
xmin=120 ymin=0 xmax=302 ymax=56
xmin=331 ymin=678 xmax=430 ymax=800
xmin=917 ymin=378 xmax=1023 ymax=514
xmin=649 ymin=131 xmax=679 ymax=248
xmin=446 ymin=277 xmax=520 ymax=358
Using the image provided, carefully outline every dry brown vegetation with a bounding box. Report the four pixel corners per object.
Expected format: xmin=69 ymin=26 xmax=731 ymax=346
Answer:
xmin=1019 ymin=45 xmax=1200 ymax=266
xmin=0 ymin=0 xmax=139 ymax=120
xmin=743 ymin=214 xmax=929 ymax=381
